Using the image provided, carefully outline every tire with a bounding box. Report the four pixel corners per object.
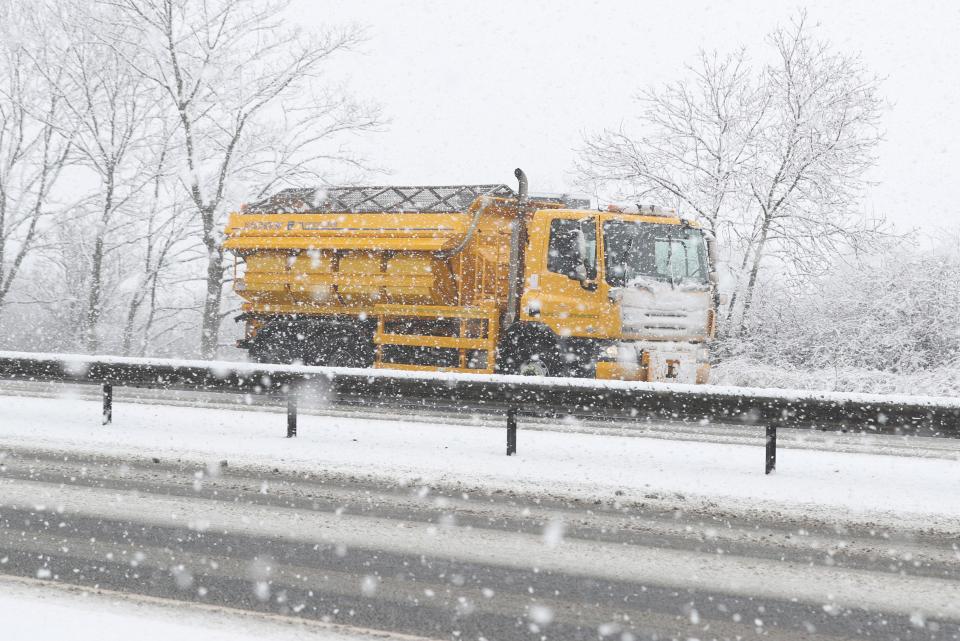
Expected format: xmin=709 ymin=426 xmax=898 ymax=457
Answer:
xmin=308 ymin=325 xmax=375 ymax=368
xmin=503 ymin=336 xmax=563 ymax=377
xmin=325 ymin=331 xmax=375 ymax=368
xmin=248 ymin=319 xmax=309 ymax=364
xmin=249 ymin=329 xmax=297 ymax=364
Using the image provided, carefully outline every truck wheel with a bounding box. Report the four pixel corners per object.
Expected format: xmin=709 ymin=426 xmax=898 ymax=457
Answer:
xmin=512 ymin=339 xmax=562 ymax=377
xmin=314 ymin=327 xmax=375 ymax=368
xmin=325 ymin=341 xmax=370 ymax=367
xmin=249 ymin=322 xmax=304 ymax=364
xmin=250 ymin=334 xmax=290 ymax=364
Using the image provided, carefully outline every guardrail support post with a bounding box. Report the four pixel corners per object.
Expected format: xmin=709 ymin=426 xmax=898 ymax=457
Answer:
xmin=102 ymin=382 xmax=113 ymax=425
xmin=287 ymin=387 xmax=298 ymax=438
xmin=506 ymin=407 xmax=517 ymax=455
xmin=765 ymin=422 xmax=777 ymax=474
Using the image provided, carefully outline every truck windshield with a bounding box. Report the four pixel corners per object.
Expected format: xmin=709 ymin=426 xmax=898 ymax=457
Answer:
xmin=603 ymin=221 xmax=708 ymax=287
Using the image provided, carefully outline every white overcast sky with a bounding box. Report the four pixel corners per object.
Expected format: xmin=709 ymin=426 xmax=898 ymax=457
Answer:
xmin=291 ymin=0 xmax=960 ymax=232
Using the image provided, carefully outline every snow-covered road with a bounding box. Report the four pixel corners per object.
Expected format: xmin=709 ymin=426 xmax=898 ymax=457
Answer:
xmin=0 ymin=576 xmax=420 ymax=641
xmin=1 ymin=392 xmax=959 ymax=531
xmin=1 ymin=391 xmax=959 ymax=639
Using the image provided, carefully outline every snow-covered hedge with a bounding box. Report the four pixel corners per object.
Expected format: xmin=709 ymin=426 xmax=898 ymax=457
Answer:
xmin=720 ymin=244 xmax=960 ymax=387
xmin=712 ymin=357 xmax=960 ymax=397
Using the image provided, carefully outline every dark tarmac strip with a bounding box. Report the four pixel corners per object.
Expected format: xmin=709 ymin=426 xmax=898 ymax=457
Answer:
xmin=1 ymin=446 xmax=958 ymax=641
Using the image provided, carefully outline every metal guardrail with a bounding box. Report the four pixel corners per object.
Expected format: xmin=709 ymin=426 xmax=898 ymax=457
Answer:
xmin=1 ymin=351 xmax=959 ymax=474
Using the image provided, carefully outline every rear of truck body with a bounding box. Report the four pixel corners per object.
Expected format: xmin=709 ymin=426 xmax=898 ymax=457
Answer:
xmin=223 ymin=173 xmax=717 ymax=383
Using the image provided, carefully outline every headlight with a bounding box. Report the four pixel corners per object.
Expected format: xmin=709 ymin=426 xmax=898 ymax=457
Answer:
xmin=599 ymin=344 xmax=619 ymax=361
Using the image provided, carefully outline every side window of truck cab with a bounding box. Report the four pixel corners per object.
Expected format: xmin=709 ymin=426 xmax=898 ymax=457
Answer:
xmin=547 ymin=218 xmax=596 ymax=280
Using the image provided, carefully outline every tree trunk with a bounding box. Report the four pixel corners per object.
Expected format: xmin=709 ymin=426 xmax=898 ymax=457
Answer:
xmin=138 ymin=271 xmax=162 ymax=356
xmin=736 ymin=217 xmax=771 ymax=337
xmin=0 ymin=195 xmax=6 ymax=289
xmin=722 ymin=242 xmax=756 ymax=336
xmin=0 ymin=138 xmax=57 ymax=309
xmin=199 ymin=209 xmax=224 ymax=359
xmin=121 ymin=290 xmax=143 ymax=355
xmin=83 ymin=172 xmax=115 ymax=353
xmin=83 ymin=235 xmax=106 ymax=353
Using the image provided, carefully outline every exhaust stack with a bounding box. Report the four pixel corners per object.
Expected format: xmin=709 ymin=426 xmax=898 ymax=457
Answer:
xmin=504 ymin=168 xmax=529 ymax=328
xmin=514 ymin=167 xmax=528 ymax=204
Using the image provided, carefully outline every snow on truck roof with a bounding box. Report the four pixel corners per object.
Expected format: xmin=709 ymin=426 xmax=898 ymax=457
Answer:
xmin=241 ymin=184 xmax=516 ymax=214
xmin=240 ymin=185 xmax=592 ymax=214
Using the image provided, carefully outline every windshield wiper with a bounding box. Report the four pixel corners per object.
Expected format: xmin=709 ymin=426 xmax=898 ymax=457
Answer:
xmin=665 ymin=238 xmax=676 ymax=288
xmin=619 ymin=235 xmax=636 ymax=286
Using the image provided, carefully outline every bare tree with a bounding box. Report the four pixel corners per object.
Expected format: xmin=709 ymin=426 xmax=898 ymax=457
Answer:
xmin=0 ymin=6 xmax=74 ymax=310
xmin=35 ymin=4 xmax=161 ymax=351
xmin=578 ymin=50 xmax=764 ymax=240
xmin=577 ymin=12 xmax=884 ymax=337
xmin=119 ymin=125 xmax=197 ymax=356
xmin=105 ymin=0 xmax=380 ymax=359
xmin=734 ymin=12 xmax=884 ymax=333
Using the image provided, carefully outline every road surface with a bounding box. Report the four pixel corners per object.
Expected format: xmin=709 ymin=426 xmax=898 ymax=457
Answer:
xmin=1 ymin=445 xmax=958 ymax=640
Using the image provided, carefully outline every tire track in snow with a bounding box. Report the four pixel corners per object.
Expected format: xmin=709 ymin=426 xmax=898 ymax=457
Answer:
xmin=3 ymin=477 xmax=960 ymax=621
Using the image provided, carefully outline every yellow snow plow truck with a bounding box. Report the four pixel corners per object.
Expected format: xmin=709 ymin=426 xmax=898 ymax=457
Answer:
xmin=223 ymin=169 xmax=718 ymax=383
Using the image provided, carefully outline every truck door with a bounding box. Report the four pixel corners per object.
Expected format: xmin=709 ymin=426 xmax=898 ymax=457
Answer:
xmin=522 ymin=216 xmax=605 ymax=337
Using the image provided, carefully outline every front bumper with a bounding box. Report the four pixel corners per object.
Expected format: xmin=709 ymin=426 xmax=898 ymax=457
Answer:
xmin=596 ymin=341 xmax=710 ymax=384
xmin=596 ymin=360 xmax=648 ymax=381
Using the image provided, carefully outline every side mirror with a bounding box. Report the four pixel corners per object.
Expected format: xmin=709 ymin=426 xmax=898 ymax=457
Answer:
xmin=574 ymin=229 xmax=589 ymax=263
xmin=705 ymin=233 xmax=718 ymax=267
xmin=574 ymin=219 xmax=598 ymax=280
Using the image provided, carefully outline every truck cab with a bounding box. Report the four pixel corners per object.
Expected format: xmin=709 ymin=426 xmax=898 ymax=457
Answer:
xmin=508 ymin=206 xmax=715 ymax=383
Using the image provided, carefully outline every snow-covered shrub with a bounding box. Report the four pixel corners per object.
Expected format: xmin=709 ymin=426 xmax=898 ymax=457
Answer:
xmin=712 ymin=358 xmax=960 ymax=396
xmin=721 ymin=241 xmax=960 ymax=385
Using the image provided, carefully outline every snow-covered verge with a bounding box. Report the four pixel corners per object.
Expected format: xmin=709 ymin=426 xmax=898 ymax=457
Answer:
xmin=712 ymin=357 xmax=960 ymax=397
xmin=1 ymin=393 xmax=959 ymax=533
xmin=0 ymin=577 xmax=412 ymax=641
